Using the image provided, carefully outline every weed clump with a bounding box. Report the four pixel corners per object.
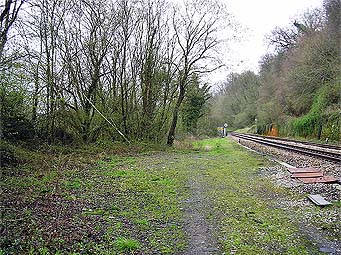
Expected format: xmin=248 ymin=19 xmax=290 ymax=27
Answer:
xmin=114 ymin=237 xmax=140 ymax=252
xmin=173 ymin=140 xmax=194 ymax=150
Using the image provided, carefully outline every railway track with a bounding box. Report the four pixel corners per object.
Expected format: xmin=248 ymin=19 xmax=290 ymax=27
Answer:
xmin=246 ymin=133 xmax=341 ymax=150
xmin=231 ymin=132 xmax=341 ymax=163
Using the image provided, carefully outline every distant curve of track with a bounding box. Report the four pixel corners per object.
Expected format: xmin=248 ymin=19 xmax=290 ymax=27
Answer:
xmin=231 ymin=132 xmax=341 ymax=163
xmin=243 ymin=133 xmax=341 ymax=150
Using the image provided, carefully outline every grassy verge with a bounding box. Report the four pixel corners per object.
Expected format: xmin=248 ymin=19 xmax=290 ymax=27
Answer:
xmin=1 ymin=138 xmax=328 ymax=254
xmin=192 ymin=138 xmax=320 ymax=254
xmin=233 ymin=126 xmax=255 ymax=133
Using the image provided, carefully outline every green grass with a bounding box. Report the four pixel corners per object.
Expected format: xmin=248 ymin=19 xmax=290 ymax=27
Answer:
xmin=234 ymin=126 xmax=255 ymax=133
xmin=114 ymin=237 xmax=140 ymax=252
xmin=332 ymin=200 xmax=341 ymax=207
xmin=64 ymin=178 xmax=82 ymax=190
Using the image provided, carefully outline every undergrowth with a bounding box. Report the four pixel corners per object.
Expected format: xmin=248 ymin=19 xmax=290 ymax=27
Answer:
xmin=289 ymin=79 xmax=340 ymax=141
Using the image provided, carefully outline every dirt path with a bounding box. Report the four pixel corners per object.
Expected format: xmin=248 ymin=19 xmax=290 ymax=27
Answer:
xmin=182 ymin=158 xmax=221 ymax=255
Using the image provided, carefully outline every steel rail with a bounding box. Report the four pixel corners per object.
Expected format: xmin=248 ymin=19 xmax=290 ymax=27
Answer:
xmin=248 ymin=133 xmax=341 ymax=150
xmin=231 ymin=132 xmax=341 ymax=163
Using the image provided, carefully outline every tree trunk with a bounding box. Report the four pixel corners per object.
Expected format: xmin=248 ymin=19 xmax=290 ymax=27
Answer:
xmin=317 ymin=120 xmax=323 ymax=140
xmin=167 ymin=85 xmax=185 ymax=145
xmin=31 ymin=73 xmax=39 ymax=136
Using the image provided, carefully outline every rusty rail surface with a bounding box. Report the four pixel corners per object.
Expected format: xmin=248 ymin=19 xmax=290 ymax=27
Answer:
xmin=245 ymin=133 xmax=341 ymax=150
xmin=231 ymin=132 xmax=341 ymax=163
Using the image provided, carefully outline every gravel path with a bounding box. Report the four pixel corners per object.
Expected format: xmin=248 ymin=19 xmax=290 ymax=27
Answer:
xmin=182 ymin=159 xmax=220 ymax=255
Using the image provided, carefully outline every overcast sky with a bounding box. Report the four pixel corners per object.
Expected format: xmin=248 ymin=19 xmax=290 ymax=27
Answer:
xmin=207 ymin=0 xmax=324 ymax=83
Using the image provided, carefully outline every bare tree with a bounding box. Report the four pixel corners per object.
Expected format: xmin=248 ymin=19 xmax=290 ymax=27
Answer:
xmin=137 ymin=0 xmax=168 ymax=138
xmin=60 ymin=0 xmax=117 ymax=142
xmin=167 ymin=0 xmax=227 ymax=145
xmin=18 ymin=0 xmax=68 ymax=141
xmin=267 ymin=26 xmax=299 ymax=52
xmin=0 ymin=0 xmax=25 ymax=64
xmin=267 ymin=8 xmax=324 ymax=53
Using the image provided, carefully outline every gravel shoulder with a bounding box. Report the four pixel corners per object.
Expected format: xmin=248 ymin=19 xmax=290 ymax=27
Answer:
xmin=230 ymin=135 xmax=341 ymax=254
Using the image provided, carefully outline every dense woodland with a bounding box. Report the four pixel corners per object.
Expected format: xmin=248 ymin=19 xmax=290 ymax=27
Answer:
xmin=0 ymin=0 xmax=340 ymax=148
xmin=1 ymin=0 xmax=232 ymax=146
xmin=209 ymin=0 xmax=340 ymax=142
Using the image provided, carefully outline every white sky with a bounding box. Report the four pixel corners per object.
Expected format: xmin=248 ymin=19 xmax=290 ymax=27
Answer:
xmin=207 ymin=0 xmax=324 ymax=83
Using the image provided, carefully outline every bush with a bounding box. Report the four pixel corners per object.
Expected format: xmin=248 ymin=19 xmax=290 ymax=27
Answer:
xmin=0 ymin=140 xmax=18 ymax=167
xmin=1 ymin=83 xmax=34 ymax=141
xmin=290 ymin=79 xmax=340 ymax=140
xmin=2 ymin=115 xmax=34 ymax=140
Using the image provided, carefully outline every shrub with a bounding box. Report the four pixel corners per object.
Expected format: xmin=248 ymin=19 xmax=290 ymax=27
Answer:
xmin=290 ymin=79 xmax=340 ymax=140
xmin=0 ymin=140 xmax=18 ymax=167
